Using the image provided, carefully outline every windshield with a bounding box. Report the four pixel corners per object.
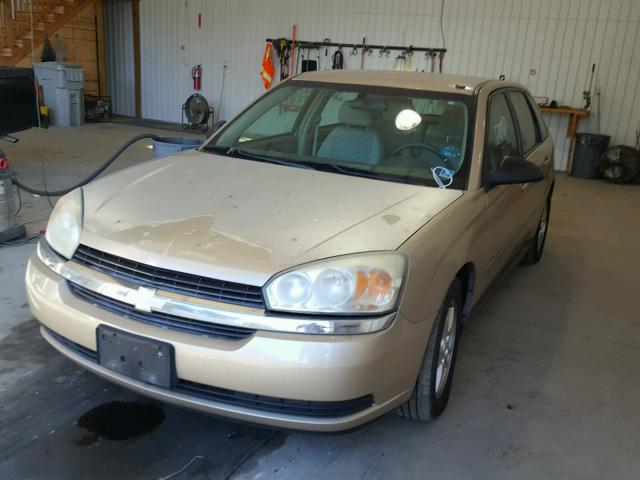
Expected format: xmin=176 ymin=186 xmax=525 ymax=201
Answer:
xmin=204 ymin=81 xmax=474 ymax=189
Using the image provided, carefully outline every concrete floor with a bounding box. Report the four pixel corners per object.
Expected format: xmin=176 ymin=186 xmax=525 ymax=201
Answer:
xmin=1 ymin=124 xmax=639 ymax=479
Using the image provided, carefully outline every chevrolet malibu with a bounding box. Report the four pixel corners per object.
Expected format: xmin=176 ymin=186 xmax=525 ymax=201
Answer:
xmin=26 ymin=71 xmax=554 ymax=431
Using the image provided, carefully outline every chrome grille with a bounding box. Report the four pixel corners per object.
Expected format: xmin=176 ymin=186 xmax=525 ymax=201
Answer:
xmin=72 ymin=244 xmax=265 ymax=308
xmin=68 ymin=282 xmax=256 ymax=340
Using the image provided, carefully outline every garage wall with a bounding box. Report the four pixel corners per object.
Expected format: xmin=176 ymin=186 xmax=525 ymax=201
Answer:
xmin=139 ymin=0 xmax=640 ymax=170
xmin=104 ymin=0 xmax=136 ymax=117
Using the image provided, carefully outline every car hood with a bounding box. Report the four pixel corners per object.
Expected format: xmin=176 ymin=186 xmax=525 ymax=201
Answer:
xmin=80 ymin=150 xmax=462 ymax=286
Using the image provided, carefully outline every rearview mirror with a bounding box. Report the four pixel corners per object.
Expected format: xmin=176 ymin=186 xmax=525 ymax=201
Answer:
xmin=486 ymin=157 xmax=544 ymax=186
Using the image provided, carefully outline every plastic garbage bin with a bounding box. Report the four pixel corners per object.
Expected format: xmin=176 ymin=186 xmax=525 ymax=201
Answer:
xmin=152 ymin=137 xmax=203 ymax=158
xmin=571 ymin=133 xmax=610 ymax=179
xmin=33 ymin=62 xmax=84 ymax=127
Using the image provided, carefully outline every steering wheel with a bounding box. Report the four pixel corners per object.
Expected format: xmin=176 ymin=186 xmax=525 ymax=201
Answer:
xmin=391 ymin=143 xmax=448 ymax=168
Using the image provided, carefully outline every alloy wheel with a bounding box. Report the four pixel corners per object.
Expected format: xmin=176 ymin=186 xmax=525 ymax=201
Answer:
xmin=435 ymin=303 xmax=457 ymax=399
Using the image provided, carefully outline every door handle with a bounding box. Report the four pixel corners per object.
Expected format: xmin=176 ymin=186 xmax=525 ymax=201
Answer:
xmin=543 ymin=156 xmax=551 ymax=165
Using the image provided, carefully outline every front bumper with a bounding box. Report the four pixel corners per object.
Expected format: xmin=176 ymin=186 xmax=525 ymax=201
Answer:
xmin=26 ymin=247 xmax=431 ymax=431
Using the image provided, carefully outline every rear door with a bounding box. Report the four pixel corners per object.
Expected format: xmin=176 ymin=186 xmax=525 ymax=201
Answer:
xmin=506 ymin=91 xmax=552 ymax=236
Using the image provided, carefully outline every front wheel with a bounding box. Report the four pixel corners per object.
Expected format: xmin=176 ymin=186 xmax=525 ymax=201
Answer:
xmin=397 ymin=278 xmax=462 ymax=421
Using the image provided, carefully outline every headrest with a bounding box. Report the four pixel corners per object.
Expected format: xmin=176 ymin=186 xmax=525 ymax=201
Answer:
xmin=382 ymin=99 xmax=414 ymax=122
xmin=339 ymin=100 xmax=375 ymax=127
xmin=439 ymin=104 xmax=466 ymax=129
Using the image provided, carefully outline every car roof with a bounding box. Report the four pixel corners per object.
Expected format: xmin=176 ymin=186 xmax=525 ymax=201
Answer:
xmin=292 ymin=70 xmax=508 ymax=95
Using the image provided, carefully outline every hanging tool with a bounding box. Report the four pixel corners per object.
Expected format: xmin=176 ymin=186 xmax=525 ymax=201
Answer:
xmin=583 ymin=63 xmax=596 ymax=111
xmin=405 ymin=45 xmax=414 ymax=71
xmin=323 ymin=38 xmax=331 ymax=70
xmin=331 ymin=46 xmax=345 ymax=69
xmin=394 ymin=52 xmax=406 ymax=71
xmin=289 ymin=25 xmax=297 ymax=75
xmin=439 ymin=51 xmax=445 ymax=73
xmin=272 ymin=38 xmax=291 ymax=80
xmin=425 ymin=49 xmax=437 ymax=73
xmin=360 ymin=37 xmax=367 ymax=69
xmin=395 ymin=54 xmax=405 ymax=71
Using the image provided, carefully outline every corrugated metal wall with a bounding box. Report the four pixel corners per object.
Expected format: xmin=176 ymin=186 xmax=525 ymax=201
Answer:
xmin=139 ymin=0 xmax=640 ymax=170
xmin=104 ymin=0 xmax=136 ymax=117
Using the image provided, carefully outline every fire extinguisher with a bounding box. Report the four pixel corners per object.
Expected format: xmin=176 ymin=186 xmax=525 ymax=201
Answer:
xmin=192 ymin=64 xmax=202 ymax=90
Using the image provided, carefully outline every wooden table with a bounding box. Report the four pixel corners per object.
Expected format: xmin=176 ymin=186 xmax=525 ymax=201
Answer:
xmin=539 ymin=106 xmax=589 ymax=172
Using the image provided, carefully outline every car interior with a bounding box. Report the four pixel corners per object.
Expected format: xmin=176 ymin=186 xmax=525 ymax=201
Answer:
xmin=216 ymin=86 xmax=471 ymax=187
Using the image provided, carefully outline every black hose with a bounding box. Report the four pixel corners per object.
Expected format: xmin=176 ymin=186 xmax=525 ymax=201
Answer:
xmin=12 ymin=133 xmax=163 ymax=197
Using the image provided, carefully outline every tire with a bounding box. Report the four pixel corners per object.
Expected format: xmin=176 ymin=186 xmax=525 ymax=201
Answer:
xmin=397 ymin=278 xmax=463 ymax=421
xmin=522 ymin=195 xmax=551 ymax=265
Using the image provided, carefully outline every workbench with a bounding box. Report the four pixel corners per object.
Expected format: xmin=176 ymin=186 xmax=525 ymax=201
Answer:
xmin=539 ymin=106 xmax=589 ymax=171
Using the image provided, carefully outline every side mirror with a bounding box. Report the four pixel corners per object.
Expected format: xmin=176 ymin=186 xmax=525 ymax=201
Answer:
xmin=486 ymin=156 xmax=544 ymax=186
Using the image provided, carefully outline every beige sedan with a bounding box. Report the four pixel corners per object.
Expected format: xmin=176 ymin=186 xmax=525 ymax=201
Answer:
xmin=26 ymin=71 xmax=554 ymax=431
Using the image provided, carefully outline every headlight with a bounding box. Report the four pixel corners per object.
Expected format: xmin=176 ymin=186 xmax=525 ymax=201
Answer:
xmin=264 ymin=252 xmax=407 ymax=314
xmin=45 ymin=188 xmax=83 ymax=259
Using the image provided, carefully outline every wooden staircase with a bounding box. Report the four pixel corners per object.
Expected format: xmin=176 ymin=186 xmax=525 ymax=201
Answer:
xmin=0 ymin=0 xmax=95 ymax=66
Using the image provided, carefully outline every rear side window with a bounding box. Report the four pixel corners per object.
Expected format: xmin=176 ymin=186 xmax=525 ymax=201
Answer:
xmin=508 ymin=91 xmax=540 ymax=153
xmin=484 ymin=93 xmax=519 ymax=172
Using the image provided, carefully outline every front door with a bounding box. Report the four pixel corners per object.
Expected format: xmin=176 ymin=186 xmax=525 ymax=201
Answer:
xmin=475 ymin=91 xmax=528 ymax=287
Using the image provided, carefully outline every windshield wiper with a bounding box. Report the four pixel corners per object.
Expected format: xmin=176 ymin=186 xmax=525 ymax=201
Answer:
xmin=204 ymin=145 xmax=314 ymax=170
xmin=312 ymin=162 xmax=431 ymax=186
xmin=313 ymin=163 xmax=396 ymax=181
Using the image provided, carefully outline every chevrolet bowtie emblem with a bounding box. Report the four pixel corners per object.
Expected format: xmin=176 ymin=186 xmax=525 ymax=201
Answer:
xmin=133 ymin=286 xmax=157 ymax=312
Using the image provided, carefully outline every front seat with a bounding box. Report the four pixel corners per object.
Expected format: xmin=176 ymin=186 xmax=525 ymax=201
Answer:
xmin=317 ymin=100 xmax=383 ymax=165
xmin=424 ymin=103 xmax=466 ymax=147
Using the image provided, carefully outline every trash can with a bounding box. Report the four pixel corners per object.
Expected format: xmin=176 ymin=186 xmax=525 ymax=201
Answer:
xmin=0 ymin=67 xmax=38 ymax=135
xmin=33 ymin=62 xmax=84 ymax=127
xmin=152 ymin=137 xmax=203 ymax=158
xmin=571 ymin=133 xmax=610 ymax=179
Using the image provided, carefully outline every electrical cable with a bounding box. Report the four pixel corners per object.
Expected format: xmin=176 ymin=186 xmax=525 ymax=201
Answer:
xmin=12 ymin=133 xmax=162 ymax=197
xmin=440 ymin=0 xmax=446 ymax=50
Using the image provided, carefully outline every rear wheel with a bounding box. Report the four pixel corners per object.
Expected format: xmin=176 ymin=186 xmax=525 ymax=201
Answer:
xmin=522 ymin=196 xmax=551 ymax=265
xmin=397 ymin=278 xmax=462 ymax=421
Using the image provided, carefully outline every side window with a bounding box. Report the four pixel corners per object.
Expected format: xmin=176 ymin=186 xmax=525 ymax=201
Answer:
xmin=508 ymin=91 xmax=540 ymax=153
xmin=319 ymin=91 xmax=358 ymax=126
xmin=484 ymin=93 xmax=519 ymax=174
xmin=244 ymin=88 xmax=312 ymax=139
xmin=526 ymin=93 xmax=549 ymax=139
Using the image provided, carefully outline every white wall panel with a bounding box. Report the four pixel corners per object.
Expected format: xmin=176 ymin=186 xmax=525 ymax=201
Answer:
xmin=139 ymin=0 xmax=640 ymax=170
xmin=104 ymin=0 xmax=135 ymax=117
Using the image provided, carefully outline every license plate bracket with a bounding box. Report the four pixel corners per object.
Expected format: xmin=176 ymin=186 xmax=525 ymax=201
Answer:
xmin=97 ymin=325 xmax=175 ymax=389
